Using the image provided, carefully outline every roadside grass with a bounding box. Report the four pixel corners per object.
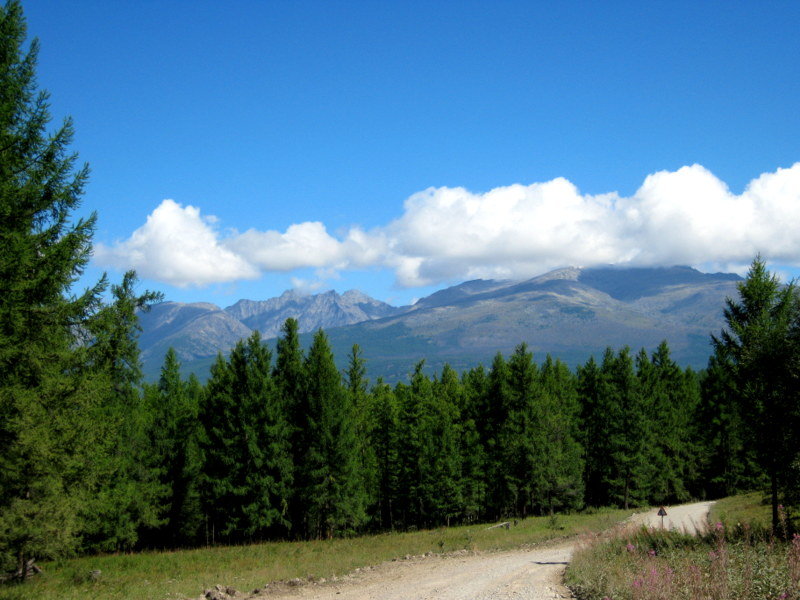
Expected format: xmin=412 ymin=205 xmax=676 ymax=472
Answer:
xmin=566 ymin=494 xmax=800 ymax=600
xmin=709 ymin=490 xmax=772 ymax=529
xmin=0 ymin=509 xmax=630 ymax=600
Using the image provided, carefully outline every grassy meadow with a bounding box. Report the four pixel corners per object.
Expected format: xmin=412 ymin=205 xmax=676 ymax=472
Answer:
xmin=0 ymin=509 xmax=630 ymax=600
xmin=566 ymin=493 xmax=800 ymax=600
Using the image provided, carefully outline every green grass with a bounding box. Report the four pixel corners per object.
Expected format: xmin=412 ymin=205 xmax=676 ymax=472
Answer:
xmin=565 ymin=494 xmax=800 ymax=600
xmin=708 ymin=491 xmax=772 ymax=529
xmin=0 ymin=509 xmax=631 ymax=600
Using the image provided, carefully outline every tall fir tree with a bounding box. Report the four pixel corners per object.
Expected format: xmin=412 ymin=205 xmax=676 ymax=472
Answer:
xmin=577 ymin=355 xmax=612 ymax=507
xmin=272 ymin=317 xmax=306 ymax=536
xmin=712 ymin=256 xmax=800 ymax=531
xmin=141 ymin=348 xmax=202 ymax=547
xmin=459 ymin=366 xmax=488 ymax=522
xmin=603 ymin=347 xmax=649 ymax=509
xmin=697 ymin=353 xmax=762 ymax=497
xmin=301 ymin=330 xmax=366 ymax=538
xmin=536 ymin=356 xmax=584 ymax=514
xmin=345 ymin=345 xmax=379 ymax=527
xmin=198 ymin=333 xmax=292 ymax=542
xmin=482 ymin=352 xmax=511 ymax=518
xmin=637 ymin=342 xmax=699 ymax=505
xmin=80 ymin=271 xmax=163 ymax=552
xmin=370 ymin=379 xmax=401 ymax=529
xmin=0 ymin=0 xmax=108 ymax=576
xmin=505 ymin=343 xmax=543 ymax=516
xmin=425 ymin=364 xmax=463 ymax=525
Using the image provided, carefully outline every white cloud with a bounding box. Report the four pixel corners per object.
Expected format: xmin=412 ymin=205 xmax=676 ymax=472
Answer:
xmin=95 ymin=163 xmax=800 ymax=289
xmin=94 ymin=199 xmax=259 ymax=287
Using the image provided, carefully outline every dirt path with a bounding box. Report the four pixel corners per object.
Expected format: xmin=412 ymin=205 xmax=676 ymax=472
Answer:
xmin=248 ymin=502 xmax=714 ymax=600
xmin=628 ymin=500 xmax=716 ymax=535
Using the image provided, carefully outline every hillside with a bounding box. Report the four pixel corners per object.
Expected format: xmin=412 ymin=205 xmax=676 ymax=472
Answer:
xmin=140 ymin=265 xmax=742 ymax=381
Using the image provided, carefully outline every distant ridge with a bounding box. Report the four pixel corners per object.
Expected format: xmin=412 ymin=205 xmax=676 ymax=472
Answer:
xmin=139 ymin=265 xmax=743 ymax=382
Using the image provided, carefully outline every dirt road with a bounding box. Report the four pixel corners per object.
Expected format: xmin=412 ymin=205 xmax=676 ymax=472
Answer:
xmin=629 ymin=500 xmax=716 ymax=535
xmin=250 ymin=501 xmax=714 ymax=600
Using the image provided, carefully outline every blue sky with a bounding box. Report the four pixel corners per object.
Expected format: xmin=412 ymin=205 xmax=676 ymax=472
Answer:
xmin=22 ymin=0 xmax=800 ymax=306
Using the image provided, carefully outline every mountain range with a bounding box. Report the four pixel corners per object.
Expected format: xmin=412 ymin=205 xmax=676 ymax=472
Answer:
xmin=138 ymin=265 xmax=742 ymax=382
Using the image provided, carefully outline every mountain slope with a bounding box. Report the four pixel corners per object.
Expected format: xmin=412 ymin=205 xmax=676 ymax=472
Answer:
xmin=224 ymin=289 xmax=401 ymax=338
xmin=139 ymin=302 xmax=252 ymax=368
xmin=140 ymin=266 xmax=742 ymax=382
xmin=140 ymin=290 xmax=401 ymax=378
xmin=315 ymin=266 xmax=741 ymax=380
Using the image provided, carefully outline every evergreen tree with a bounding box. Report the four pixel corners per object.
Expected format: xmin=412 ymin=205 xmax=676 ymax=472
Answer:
xmin=302 ymin=330 xmax=366 ymax=538
xmin=482 ymin=353 xmax=511 ymax=518
xmin=198 ymin=333 xmax=292 ymax=542
xmin=603 ymin=347 xmax=649 ymax=509
xmin=394 ymin=364 xmax=429 ymax=528
xmin=0 ymin=0 xmax=106 ymax=575
xmin=637 ymin=342 xmax=699 ymax=505
xmin=272 ymin=317 xmax=306 ymax=536
xmin=697 ymin=354 xmax=761 ymax=497
xmin=577 ymin=355 xmax=611 ymax=507
xmin=141 ymin=348 xmax=202 ymax=547
xmin=712 ymin=257 xmax=800 ymax=531
xmin=459 ymin=366 xmax=488 ymax=522
xmin=345 ymin=345 xmax=379 ymax=527
xmin=427 ymin=364 xmax=464 ymax=525
xmin=536 ymin=356 xmax=584 ymax=513
xmin=370 ymin=379 xmax=401 ymax=529
xmin=79 ymin=271 xmax=163 ymax=552
xmin=501 ymin=343 xmax=540 ymax=516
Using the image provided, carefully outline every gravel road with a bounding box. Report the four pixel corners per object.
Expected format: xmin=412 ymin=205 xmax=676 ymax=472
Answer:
xmin=628 ymin=500 xmax=716 ymax=535
xmin=246 ymin=501 xmax=714 ymax=600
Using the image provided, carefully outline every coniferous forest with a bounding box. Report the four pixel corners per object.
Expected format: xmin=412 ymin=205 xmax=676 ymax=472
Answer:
xmin=1 ymin=0 xmax=799 ymax=581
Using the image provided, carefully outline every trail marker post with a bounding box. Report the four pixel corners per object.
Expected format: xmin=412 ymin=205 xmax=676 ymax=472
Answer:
xmin=658 ymin=506 xmax=668 ymax=529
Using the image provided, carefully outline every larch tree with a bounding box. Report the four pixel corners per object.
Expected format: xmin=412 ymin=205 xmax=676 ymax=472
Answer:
xmin=80 ymin=270 xmax=162 ymax=552
xmin=0 ymin=0 xmax=107 ymax=576
xmin=712 ymin=256 xmax=800 ymax=532
xmin=302 ymin=330 xmax=366 ymax=538
xmin=198 ymin=333 xmax=292 ymax=542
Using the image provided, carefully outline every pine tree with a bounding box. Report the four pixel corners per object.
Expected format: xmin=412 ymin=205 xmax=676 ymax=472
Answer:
xmin=395 ymin=369 xmax=423 ymax=528
xmin=577 ymin=355 xmax=611 ymax=507
xmin=482 ymin=353 xmax=511 ymax=518
xmin=345 ymin=345 xmax=379 ymax=527
xmin=141 ymin=348 xmax=202 ymax=547
xmin=78 ymin=270 xmax=163 ymax=553
xmin=459 ymin=366 xmax=488 ymax=522
xmin=370 ymin=379 xmax=401 ymax=529
xmin=638 ymin=341 xmax=699 ymax=505
xmin=272 ymin=317 xmax=306 ymax=536
xmin=603 ymin=347 xmax=649 ymax=509
xmin=302 ymin=330 xmax=366 ymax=538
xmin=712 ymin=257 xmax=800 ymax=531
xmin=0 ymin=0 xmax=107 ymax=576
xmin=198 ymin=333 xmax=292 ymax=542
xmin=502 ymin=343 xmax=540 ymax=516
xmin=537 ymin=356 xmax=584 ymax=513
xmin=427 ymin=364 xmax=463 ymax=525
xmin=697 ymin=354 xmax=760 ymax=497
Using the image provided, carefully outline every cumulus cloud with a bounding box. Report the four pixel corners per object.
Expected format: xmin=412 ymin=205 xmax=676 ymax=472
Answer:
xmin=94 ymin=199 xmax=259 ymax=287
xmin=95 ymin=163 xmax=800 ymax=288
